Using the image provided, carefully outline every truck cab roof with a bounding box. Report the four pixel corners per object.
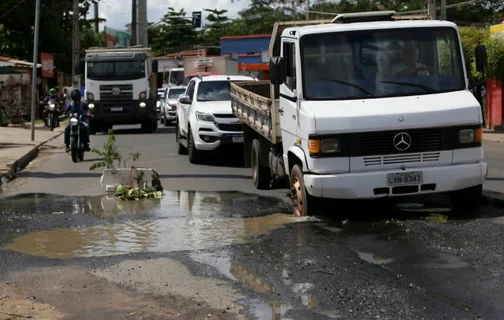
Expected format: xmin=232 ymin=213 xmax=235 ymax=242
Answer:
xmin=282 ymin=19 xmax=458 ymax=38
xmin=192 ymin=75 xmax=255 ymax=82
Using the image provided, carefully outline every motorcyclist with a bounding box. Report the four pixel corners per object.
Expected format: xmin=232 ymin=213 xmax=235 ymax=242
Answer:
xmin=43 ymin=88 xmax=61 ymax=127
xmin=64 ymin=89 xmax=91 ymax=152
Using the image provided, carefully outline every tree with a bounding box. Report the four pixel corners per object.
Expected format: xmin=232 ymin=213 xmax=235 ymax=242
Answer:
xmin=0 ymin=0 xmax=100 ymax=72
xmin=150 ymin=7 xmax=198 ymax=56
xmin=200 ymin=9 xmax=231 ymax=54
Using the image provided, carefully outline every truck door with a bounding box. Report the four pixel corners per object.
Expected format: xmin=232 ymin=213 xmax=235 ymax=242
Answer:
xmin=279 ymin=40 xmax=299 ymax=151
xmin=179 ymin=80 xmax=195 ymax=135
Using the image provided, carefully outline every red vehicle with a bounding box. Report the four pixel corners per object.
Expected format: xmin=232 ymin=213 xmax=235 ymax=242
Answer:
xmin=183 ymin=72 xmax=220 ymax=86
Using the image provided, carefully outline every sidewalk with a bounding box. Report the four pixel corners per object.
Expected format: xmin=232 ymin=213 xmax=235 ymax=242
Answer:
xmin=0 ymin=122 xmax=65 ymax=185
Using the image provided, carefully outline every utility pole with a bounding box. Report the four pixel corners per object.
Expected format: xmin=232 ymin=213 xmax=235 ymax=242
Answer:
xmin=428 ymin=0 xmax=437 ymax=20
xmin=30 ymin=0 xmax=41 ymax=141
xmin=72 ymin=0 xmax=80 ymax=89
xmin=94 ymin=0 xmax=99 ymax=33
xmin=306 ymin=0 xmax=310 ymax=20
xmin=131 ymin=0 xmax=137 ymax=45
xmin=137 ymin=0 xmax=148 ymax=47
xmin=440 ymin=0 xmax=446 ymax=20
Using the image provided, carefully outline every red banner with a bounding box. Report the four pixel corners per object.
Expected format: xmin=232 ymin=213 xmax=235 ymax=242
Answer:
xmin=41 ymin=52 xmax=54 ymax=78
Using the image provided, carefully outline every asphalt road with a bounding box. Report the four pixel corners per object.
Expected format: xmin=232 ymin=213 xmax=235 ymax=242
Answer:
xmin=1 ymin=124 xmax=504 ymax=320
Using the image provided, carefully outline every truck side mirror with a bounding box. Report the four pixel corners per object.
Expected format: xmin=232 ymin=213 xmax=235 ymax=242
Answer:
xmin=475 ymin=44 xmax=488 ymax=74
xmin=74 ymin=60 xmax=84 ymax=75
xmin=269 ymin=56 xmax=285 ymax=85
xmin=179 ymin=95 xmax=192 ymax=105
xmin=152 ymin=60 xmax=158 ymax=74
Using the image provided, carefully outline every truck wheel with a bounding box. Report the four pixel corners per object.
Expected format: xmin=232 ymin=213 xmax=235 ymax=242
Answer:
xmin=153 ymin=117 xmax=158 ymax=132
xmin=251 ymin=139 xmax=270 ymax=189
xmin=187 ymin=129 xmax=202 ymax=164
xmin=176 ymin=122 xmax=188 ymax=155
xmin=290 ymin=165 xmax=318 ymax=217
xmin=141 ymin=120 xmax=153 ymax=133
xmin=89 ymin=121 xmax=97 ymax=135
xmin=449 ymin=184 xmax=482 ymax=218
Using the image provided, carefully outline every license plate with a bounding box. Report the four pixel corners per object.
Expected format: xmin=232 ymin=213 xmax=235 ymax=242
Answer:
xmin=232 ymin=136 xmax=244 ymax=143
xmin=111 ymin=107 xmax=122 ymax=112
xmin=387 ymin=171 xmax=423 ymax=186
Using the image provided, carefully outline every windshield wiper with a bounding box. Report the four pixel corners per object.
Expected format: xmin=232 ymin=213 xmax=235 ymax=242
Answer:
xmin=379 ymin=80 xmax=436 ymax=94
xmin=317 ymin=77 xmax=374 ymax=97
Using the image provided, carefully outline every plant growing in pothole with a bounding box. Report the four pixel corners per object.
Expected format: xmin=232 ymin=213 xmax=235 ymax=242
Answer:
xmin=89 ymin=129 xmax=141 ymax=171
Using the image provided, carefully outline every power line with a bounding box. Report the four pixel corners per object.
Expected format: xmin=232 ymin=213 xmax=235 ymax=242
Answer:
xmin=0 ymin=0 xmax=27 ymax=21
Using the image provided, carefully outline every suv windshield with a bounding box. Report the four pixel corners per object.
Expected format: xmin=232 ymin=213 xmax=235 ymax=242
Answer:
xmin=197 ymin=81 xmax=231 ymax=102
xmin=87 ymin=60 xmax=146 ymax=80
xmin=300 ymin=27 xmax=464 ymax=100
xmin=168 ymin=88 xmax=185 ymax=99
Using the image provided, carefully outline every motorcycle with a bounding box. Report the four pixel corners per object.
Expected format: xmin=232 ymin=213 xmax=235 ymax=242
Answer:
xmin=68 ymin=112 xmax=92 ymax=163
xmin=45 ymin=99 xmax=61 ymax=131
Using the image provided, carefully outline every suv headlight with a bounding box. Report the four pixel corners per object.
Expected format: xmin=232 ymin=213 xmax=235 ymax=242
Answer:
xmin=309 ymin=138 xmax=340 ymax=155
xmin=196 ymin=111 xmax=215 ymax=123
xmin=459 ymin=128 xmax=482 ymax=144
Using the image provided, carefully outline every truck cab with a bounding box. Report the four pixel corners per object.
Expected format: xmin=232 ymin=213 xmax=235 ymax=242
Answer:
xmin=175 ymin=75 xmax=256 ymax=164
xmin=232 ymin=11 xmax=489 ymax=216
xmin=82 ymin=48 xmax=158 ymax=133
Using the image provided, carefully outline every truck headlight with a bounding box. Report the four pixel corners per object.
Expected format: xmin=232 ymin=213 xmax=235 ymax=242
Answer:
xmin=139 ymin=91 xmax=146 ymax=99
xmin=196 ymin=111 xmax=215 ymax=123
xmin=140 ymin=102 xmax=146 ymax=108
xmin=87 ymin=92 xmax=94 ymax=101
xmin=88 ymin=103 xmax=95 ymax=109
xmin=309 ymin=138 xmax=340 ymax=155
xmin=459 ymin=128 xmax=482 ymax=144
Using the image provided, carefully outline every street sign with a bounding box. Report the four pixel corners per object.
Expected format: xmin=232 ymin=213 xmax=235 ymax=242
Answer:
xmin=192 ymin=11 xmax=202 ymax=28
xmin=41 ymin=52 xmax=54 ymax=78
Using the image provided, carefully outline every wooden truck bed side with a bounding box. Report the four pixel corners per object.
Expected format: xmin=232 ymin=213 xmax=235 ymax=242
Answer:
xmin=230 ymin=81 xmax=281 ymax=143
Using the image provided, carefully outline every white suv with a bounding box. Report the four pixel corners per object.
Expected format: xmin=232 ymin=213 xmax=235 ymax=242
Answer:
xmin=175 ymin=75 xmax=256 ymax=164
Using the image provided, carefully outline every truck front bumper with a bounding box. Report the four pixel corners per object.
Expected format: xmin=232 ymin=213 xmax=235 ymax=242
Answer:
xmin=304 ymin=162 xmax=488 ymax=199
xmin=89 ymin=100 xmax=155 ymax=125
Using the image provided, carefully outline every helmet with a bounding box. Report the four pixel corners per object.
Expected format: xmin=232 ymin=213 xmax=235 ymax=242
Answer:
xmin=49 ymin=88 xmax=56 ymax=95
xmin=70 ymin=89 xmax=81 ymax=102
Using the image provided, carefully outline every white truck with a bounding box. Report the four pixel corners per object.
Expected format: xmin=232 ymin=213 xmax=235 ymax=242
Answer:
xmin=77 ymin=47 xmax=159 ymax=133
xmin=183 ymin=57 xmax=239 ymax=86
xmin=176 ymin=75 xmax=256 ymax=164
xmin=230 ymin=11 xmax=488 ymax=217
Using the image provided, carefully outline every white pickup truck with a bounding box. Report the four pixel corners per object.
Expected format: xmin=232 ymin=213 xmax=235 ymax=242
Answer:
xmin=231 ymin=11 xmax=488 ymax=217
xmin=176 ymin=75 xmax=256 ymax=163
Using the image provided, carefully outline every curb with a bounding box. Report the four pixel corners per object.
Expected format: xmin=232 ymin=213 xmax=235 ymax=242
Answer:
xmin=0 ymin=131 xmax=64 ymax=186
xmin=482 ymin=190 xmax=504 ymax=210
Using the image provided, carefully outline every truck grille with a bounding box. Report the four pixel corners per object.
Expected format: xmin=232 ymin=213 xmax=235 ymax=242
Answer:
xmin=217 ymin=123 xmax=242 ymax=132
xmin=349 ymin=128 xmax=450 ymax=157
xmin=364 ymin=152 xmax=441 ymax=166
xmin=100 ymin=84 xmax=133 ymax=101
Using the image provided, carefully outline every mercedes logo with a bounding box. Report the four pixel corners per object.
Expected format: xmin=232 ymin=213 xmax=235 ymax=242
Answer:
xmin=111 ymin=87 xmax=121 ymax=96
xmin=393 ymin=132 xmax=412 ymax=151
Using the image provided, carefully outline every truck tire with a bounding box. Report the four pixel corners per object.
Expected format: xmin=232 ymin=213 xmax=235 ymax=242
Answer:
xmin=449 ymin=184 xmax=482 ymax=218
xmin=176 ymin=122 xmax=188 ymax=155
xmin=290 ymin=165 xmax=318 ymax=217
xmin=187 ymin=129 xmax=202 ymax=164
xmin=251 ymin=139 xmax=270 ymax=189
xmin=141 ymin=120 xmax=154 ymax=133
xmin=153 ymin=117 xmax=158 ymax=132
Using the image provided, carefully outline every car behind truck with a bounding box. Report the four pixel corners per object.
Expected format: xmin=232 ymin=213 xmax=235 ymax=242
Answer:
xmin=77 ymin=47 xmax=159 ymax=134
xmin=231 ymin=11 xmax=488 ymax=217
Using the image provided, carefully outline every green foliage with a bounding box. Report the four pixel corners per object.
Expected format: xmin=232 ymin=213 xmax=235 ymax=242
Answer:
xmin=459 ymin=27 xmax=489 ymax=83
xmin=89 ymin=129 xmax=141 ymax=171
xmin=115 ymin=185 xmax=164 ymax=201
xmin=0 ymin=0 xmax=100 ymax=73
xmin=486 ymin=36 xmax=504 ymax=82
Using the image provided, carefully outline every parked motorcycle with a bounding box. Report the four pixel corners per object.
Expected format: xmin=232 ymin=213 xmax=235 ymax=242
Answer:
xmin=68 ymin=112 xmax=92 ymax=163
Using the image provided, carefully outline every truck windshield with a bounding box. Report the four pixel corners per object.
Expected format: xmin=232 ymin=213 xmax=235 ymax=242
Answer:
xmin=170 ymin=70 xmax=184 ymax=85
xmin=197 ymin=81 xmax=231 ymax=101
xmin=168 ymin=88 xmax=186 ymax=99
xmin=300 ymin=27 xmax=464 ymax=100
xmin=87 ymin=60 xmax=146 ymax=80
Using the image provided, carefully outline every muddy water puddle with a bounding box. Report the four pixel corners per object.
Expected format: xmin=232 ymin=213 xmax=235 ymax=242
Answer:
xmin=0 ymin=191 xmax=313 ymax=258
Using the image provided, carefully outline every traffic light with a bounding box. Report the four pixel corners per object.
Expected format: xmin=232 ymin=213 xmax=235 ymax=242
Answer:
xmin=192 ymin=11 xmax=202 ymax=28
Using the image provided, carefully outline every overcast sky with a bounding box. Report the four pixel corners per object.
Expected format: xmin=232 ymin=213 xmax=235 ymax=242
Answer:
xmin=91 ymin=0 xmax=250 ymax=31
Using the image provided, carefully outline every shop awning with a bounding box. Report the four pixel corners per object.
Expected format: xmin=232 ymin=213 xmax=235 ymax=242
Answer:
xmin=0 ymin=66 xmax=25 ymax=74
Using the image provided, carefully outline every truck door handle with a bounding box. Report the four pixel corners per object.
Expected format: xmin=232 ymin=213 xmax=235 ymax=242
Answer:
xmin=278 ymin=108 xmax=284 ymax=115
